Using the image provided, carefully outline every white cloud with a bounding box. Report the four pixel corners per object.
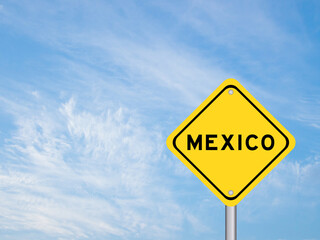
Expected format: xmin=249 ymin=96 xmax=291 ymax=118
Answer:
xmin=0 ymin=95 xmax=200 ymax=239
xmin=291 ymin=96 xmax=320 ymax=129
xmin=0 ymin=0 xmax=231 ymax=108
xmin=239 ymin=155 xmax=320 ymax=222
xmin=155 ymin=0 xmax=305 ymax=62
xmin=0 ymin=0 xmax=305 ymax=118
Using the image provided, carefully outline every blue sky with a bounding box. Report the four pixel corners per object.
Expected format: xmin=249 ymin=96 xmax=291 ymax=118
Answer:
xmin=0 ymin=0 xmax=319 ymax=239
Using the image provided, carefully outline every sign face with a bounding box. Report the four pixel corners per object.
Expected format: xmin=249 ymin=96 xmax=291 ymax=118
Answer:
xmin=166 ymin=79 xmax=295 ymax=206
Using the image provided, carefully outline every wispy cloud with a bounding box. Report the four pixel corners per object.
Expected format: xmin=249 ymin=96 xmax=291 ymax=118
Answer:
xmin=239 ymin=153 xmax=320 ymax=223
xmin=2 ymin=0 xmax=314 ymax=123
xmin=0 ymin=94 xmax=200 ymax=239
xmin=291 ymin=96 xmax=320 ymax=129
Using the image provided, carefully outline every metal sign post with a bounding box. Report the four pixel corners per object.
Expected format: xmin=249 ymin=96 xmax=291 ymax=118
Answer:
xmin=225 ymin=205 xmax=237 ymax=240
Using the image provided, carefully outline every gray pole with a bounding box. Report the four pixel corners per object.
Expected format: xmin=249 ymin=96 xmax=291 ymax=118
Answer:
xmin=225 ymin=205 xmax=237 ymax=240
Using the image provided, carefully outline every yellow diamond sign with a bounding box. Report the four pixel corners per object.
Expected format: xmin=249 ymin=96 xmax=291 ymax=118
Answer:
xmin=166 ymin=79 xmax=295 ymax=206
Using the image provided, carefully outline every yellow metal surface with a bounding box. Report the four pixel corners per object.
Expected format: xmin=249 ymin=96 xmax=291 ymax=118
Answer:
xmin=166 ymin=79 xmax=295 ymax=206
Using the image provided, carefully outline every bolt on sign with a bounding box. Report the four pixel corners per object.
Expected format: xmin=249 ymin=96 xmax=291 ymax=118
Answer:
xmin=166 ymin=79 xmax=295 ymax=206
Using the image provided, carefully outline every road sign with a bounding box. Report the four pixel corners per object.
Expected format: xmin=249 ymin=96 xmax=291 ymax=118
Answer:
xmin=166 ymin=78 xmax=295 ymax=206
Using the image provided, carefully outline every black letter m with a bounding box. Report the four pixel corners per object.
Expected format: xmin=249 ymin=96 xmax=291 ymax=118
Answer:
xmin=187 ymin=134 xmax=202 ymax=150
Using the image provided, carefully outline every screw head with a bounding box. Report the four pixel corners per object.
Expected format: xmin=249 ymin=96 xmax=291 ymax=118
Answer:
xmin=228 ymin=89 xmax=234 ymax=95
xmin=228 ymin=190 xmax=234 ymax=196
